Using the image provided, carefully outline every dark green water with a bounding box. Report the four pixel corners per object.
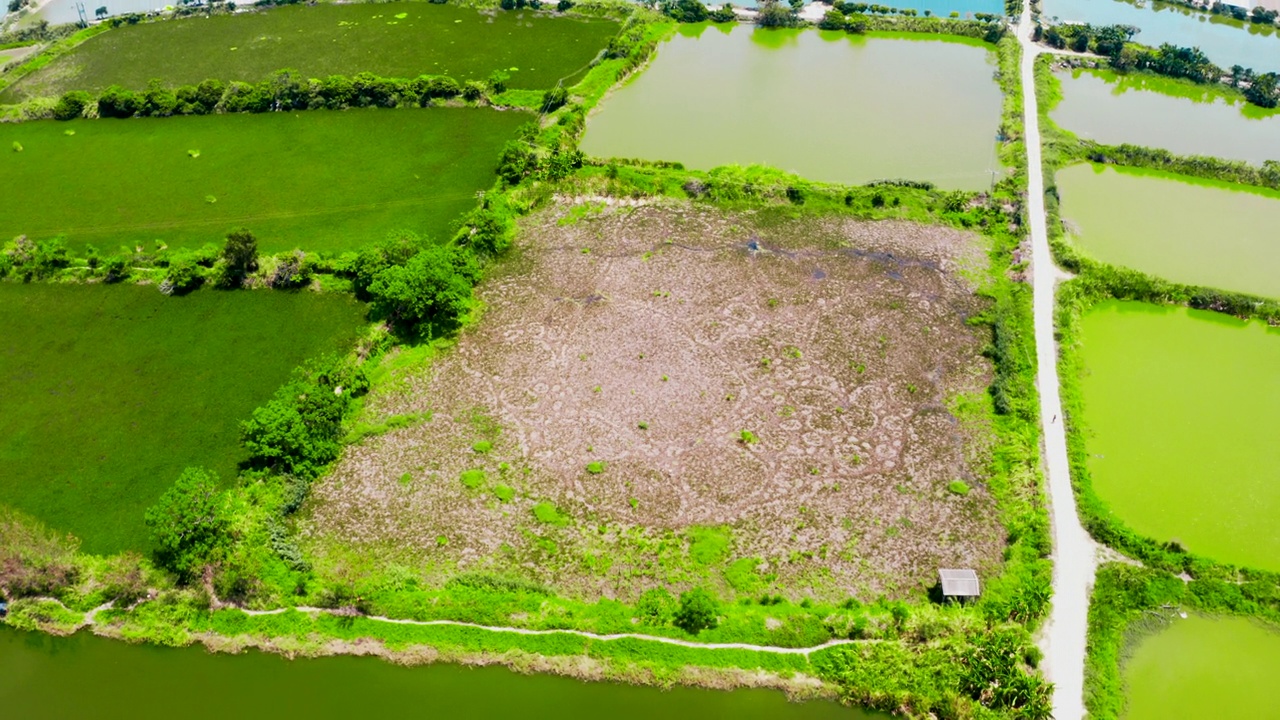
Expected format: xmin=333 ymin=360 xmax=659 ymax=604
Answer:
xmin=582 ymin=26 xmax=1002 ymax=190
xmin=1078 ymin=301 xmax=1280 ymax=571
xmin=0 ymin=626 xmax=874 ymax=719
xmin=1122 ymin=615 xmax=1280 ymax=719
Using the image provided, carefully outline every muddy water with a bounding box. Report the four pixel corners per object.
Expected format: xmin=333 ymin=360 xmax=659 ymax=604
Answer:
xmin=1041 ymin=0 xmax=1280 ymax=72
xmin=1122 ymin=614 xmax=1280 ymax=719
xmin=581 ymin=25 xmax=1003 ymax=190
xmin=0 ymin=625 xmax=878 ymax=720
xmin=1051 ymin=69 xmax=1280 ymax=165
xmin=1078 ymin=301 xmax=1280 ymax=571
xmin=1056 ymin=163 xmax=1280 ymax=299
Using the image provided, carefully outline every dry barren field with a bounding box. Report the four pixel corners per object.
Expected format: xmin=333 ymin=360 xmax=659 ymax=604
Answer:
xmin=303 ymin=201 xmax=1007 ymax=601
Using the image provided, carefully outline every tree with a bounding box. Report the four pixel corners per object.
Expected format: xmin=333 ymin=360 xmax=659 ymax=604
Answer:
xmin=661 ymin=0 xmax=708 ymax=22
xmin=818 ymin=7 xmax=847 ymax=29
xmin=368 ymin=245 xmax=476 ymax=330
xmin=219 ymin=228 xmax=258 ymax=286
xmin=348 ymin=230 xmax=425 ymax=298
xmin=540 ymin=85 xmax=568 ymax=113
xmin=1245 ymin=72 xmax=1280 ymax=109
xmin=145 ymin=468 xmax=229 ymax=580
xmin=674 ymin=588 xmax=719 ymax=634
xmin=756 ymin=0 xmax=797 ymax=27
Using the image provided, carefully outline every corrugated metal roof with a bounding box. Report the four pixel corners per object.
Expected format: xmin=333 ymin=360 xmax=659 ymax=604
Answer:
xmin=939 ymin=568 xmax=981 ymax=597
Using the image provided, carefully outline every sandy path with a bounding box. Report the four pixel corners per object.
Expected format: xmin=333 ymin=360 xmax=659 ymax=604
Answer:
xmin=1017 ymin=7 xmax=1097 ymax=719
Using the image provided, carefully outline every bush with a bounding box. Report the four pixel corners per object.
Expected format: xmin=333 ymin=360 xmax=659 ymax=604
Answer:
xmin=97 ymin=85 xmax=139 ymax=118
xmin=0 ymin=507 xmax=80 ymax=599
xmin=241 ymin=357 xmax=368 ymax=478
xmin=636 ymin=587 xmax=675 ymax=624
xmin=674 ymin=588 xmax=719 ymax=634
xmin=662 ymin=0 xmax=708 ymax=22
xmin=159 ymin=256 xmax=203 ymax=295
xmin=368 ymin=244 xmax=476 ymax=332
xmin=144 ymin=467 xmax=230 ymax=581
xmin=346 ymin=230 xmax=426 ymax=299
xmin=3 ymin=235 xmax=70 ymax=280
xmin=53 ymin=90 xmax=93 ymax=121
xmin=540 ymin=85 xmax=569 ymax=114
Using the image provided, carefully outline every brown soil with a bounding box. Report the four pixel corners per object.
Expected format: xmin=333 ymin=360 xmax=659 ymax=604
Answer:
xmin=303 ymin=201 xmax=1006 ymax=601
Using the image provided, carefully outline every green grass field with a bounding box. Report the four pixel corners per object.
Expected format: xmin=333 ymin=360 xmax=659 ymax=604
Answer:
xmin=0 ymin=4 xmax=618 ymax=102
xmin=0 ymin=283 xmax=366 ymax=554
xmin=0 ymin=107 xmax=527 ymax=254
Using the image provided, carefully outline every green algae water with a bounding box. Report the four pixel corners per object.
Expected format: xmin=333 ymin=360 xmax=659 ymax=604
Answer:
xmin=1042 ymin=0 xmax=1280 ymax=72
xmin=1122 ymin=615 xmax=1280 ymax=719
xmin=1078 ymin=301 xmax=1280 ymax=571
xmin=0 ymin=626 xmax=876 ymax=720
xmin=1056 ymin=164 xmax=1280 ymax=299
xmin=1051 ymin=69 xmax=1280 ymax=165
xmin=581 ymin=26 xmax=1002 ymax=190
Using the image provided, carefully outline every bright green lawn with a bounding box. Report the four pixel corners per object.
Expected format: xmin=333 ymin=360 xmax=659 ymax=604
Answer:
xmin=0 ymin=107 xmax=527 ymax=254
xmin=0 ymin=283 xmax=366 ymax=554
xmin=0 ymin=4 xmax=618 ymax=102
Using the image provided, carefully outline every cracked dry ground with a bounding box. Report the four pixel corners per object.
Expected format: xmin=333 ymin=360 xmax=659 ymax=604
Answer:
xmin=304 ymin=201 xmax=1007 ymax=601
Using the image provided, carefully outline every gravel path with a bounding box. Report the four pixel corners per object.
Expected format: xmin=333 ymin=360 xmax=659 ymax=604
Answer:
xmin=1016 ymin=7 xmax=1098 ymax=719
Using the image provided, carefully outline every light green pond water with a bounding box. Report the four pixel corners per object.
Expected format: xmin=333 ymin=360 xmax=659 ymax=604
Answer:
xmin=0 ymin=626 xmax=877 ymax=720
xmin=1051 ymin=69 xmax=1280 ymax=165
xmin=1056 ymin=164 xmax=1280 ymax=299
xmin=581 ymin=26 xmax=1003 ymax=190
xmin=1078 ymin=301 xmax=1280 ymax=571
xmin=1122 ymin=614 xmax=1280 ymax=719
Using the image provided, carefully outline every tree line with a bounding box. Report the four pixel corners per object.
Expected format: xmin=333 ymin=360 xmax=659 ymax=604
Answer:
xmin=45 ymin=68 xmax=564 ymax=120
xmin=1038 ymin=22 xmax=1280 ymax=108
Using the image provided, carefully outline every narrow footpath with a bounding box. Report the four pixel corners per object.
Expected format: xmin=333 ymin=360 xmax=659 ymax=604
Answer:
xmin=1015 ymin=6 xmax=1097 ymax=719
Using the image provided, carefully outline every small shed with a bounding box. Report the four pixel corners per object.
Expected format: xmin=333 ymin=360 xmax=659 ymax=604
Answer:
xmin=938 ymin=568 xmax=981 ymax=602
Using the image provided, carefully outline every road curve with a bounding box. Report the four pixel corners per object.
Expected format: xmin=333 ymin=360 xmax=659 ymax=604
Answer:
xmin=1015 ymin=7 xmax=1097 ymax=719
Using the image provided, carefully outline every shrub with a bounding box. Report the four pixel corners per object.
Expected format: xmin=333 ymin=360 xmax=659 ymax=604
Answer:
xmin=948 ymin=480 xmax=971 ymax=495
xmin=585 ymin=461 xmax=605 ymax=474
xmin=636 ymin=587 xmax=675 ymax=624
xmin=460 ymin=469 xmax=486 ymax=489
xmin=97 ymin=85 xmax=139 ymax=118
xmin=346 ymin=230 xmax=426 ymax=299
xmin=0 ymin=507 xmax=80 ymax=598
xmin=472 ymin=440 xmax=493 ymax=453
xmin=53 ymin=90 xmax=93 ymax=121
xmin=540 ymin=85 xmax=569 ymax=114
xmin=159 ymin=256 xmax=203 ymax=295
xmin=144 ymin=467 xmax=230 ymax=581
xmin=674 ymin=588 xmax=719 ymax=634
xmin=532 ymin=501 xmax=570 ymax=526
xmin=241 ymin=357 xmax=368 ymax=477
xmin=493 ymin=484 xmax=515 ymax=502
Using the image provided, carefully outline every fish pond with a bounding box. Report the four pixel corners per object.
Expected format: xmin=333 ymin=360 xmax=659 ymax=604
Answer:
xmin=0 ymin=107 xmax=525 ymax=254
xmin=0 ymin=625 xmax=878 ymax=720
xmin=1 ymin=3 xmax=618 ymax=102
xmin=0 ymin=284 xmax=366 ymax=554
xmin=1050 ymin=68 xmax=1280 ymax=166
xmin=1077 ymin=300 xmax=1280 ymax=571
xmin=1040 ymin=0 xmax=1280 ymax=72
xmin=1120 ymin=614 xmax=1280 ymax=719
xmin=581 ymin=25 xmax=1003 ymax=190
xmin=1056 ymin=163 xmax=1280 ymax=299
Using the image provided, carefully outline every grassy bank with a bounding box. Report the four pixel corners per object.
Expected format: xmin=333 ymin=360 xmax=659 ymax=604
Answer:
xmin=0 ymin=3 xmax=619 ymax=103
xmin=0 ymin=283 xmax=366 ymax=553
xmin=0 ymin=107 xmax=527 ymax=254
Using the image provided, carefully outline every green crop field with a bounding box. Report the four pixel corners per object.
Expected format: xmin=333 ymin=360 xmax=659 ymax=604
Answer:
xmin=0 ymin=4 xmax=618 ymax=102
xmin=0 ymin=283 xmax=366 ymax=554
xmin=0 ymin=107 xmax=527 ymax=254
